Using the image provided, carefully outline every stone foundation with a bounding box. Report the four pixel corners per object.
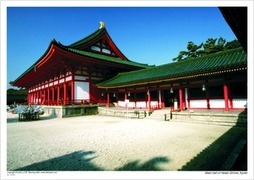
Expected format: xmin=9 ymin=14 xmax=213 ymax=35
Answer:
xmin=43 ymin=105 xmax=98 ymax=118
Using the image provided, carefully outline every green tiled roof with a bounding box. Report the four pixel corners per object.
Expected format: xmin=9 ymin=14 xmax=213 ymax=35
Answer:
xmin=68 ymin=28 xmax=104 ymax=48
xmin=97 ymin=47 xmax=247 ymax=88
xmin=65 ymin=47 xmax=150 ymax=68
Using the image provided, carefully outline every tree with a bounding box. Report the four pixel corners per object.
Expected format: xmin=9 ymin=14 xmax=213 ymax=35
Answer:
xmin=224 ymin=39 xmax=241 ymax=50
xmin=172 ymin=38 xmax=241 ymax=61
xmin=172 ymin=41 xmax=203 ymax=61
xmin=200 ymin=37 xmax=226 ymax=55
xmin=7 ymin=88 xmax=28 ymax=105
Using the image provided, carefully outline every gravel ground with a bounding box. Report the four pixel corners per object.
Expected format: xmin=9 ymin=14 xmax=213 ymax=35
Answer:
xmin=7 ymin=113 xmax=232 ymax=171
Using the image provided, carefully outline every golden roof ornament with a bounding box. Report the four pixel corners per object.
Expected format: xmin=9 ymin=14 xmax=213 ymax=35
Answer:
xmin=99 ymin=21 xmax=105 ymax=29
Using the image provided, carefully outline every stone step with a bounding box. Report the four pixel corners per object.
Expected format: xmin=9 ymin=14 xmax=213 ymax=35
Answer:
xmin=148 ymin=110 xmax=247 ymax=126
xmin=145 ymin=110 xmax=168 ymax=120
xmin=98 ymin=107 xmax=148 ymax=119
xmin=172 ymin=118 xmax=246 ymax=126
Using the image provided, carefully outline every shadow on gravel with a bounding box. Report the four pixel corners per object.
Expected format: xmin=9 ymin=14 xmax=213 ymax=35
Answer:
xmin=179 ymin=109 xmax=247 ymax=171
xmin=14 ymin=151 xmax=169 ymax=171
xmin=15 ymin=151 xmax=102 ymax=171
xmin=116 ymin=157 xmax=169 ymax=171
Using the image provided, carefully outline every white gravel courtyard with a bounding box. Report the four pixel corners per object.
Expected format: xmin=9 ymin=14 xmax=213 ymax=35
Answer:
xmin=7 ymin=113 xmax=233 ymax=171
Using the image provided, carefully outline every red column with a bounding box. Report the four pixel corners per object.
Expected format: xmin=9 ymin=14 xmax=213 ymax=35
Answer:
xmin=179 ymin=88 xmax=183 ymax=110
xmin=229 ymin=99 xmax=233 ymax=109
xmin=33 ymin=92 xmax=35 ymax=104
xmin=57 ymin=86 xmax=60 ymax=105
xmin=124 ymin=92 xmax=127 ymax=100
xmin=71 ymin=80 xmax=74 ymax=104
xmin=40 ymin=90 xmax=42 ymax=105
xmin=37 ymin=90 xmax=39 ymax=104
xmin=34 ymin=91 xmax=36 ymax=104
xmin=182 ymin=89 xmax=185 ymax=109
xmin=47 ymin=87 xmax=50 ymax=105
xmin=52 ymin=87 xmax=55 ymax=105
xmin=88 ymin=76 xmax=91 ymax=102
xmin=39 ymin=90 xmax=42 ymax=105
xmin=31 ymin=92 xmax=33 ymax=104
xmin=40 ymin=89 xmax=43 ymax=105
xmin=36 ymin=90 xmax=39 ymax=104
xmin=228 ymin=86 xmax=233 ymax=109
xmin=43 ymin=89 xmax=46 ymax=105
xmin=37 ymin=90 xmax=40 ymax=105
xmin=63 ymin=82 xmax=67 ymax=105
xmin=224 ymin=84 xmax=229 ymax=111
xmin=206 ymin=88 xmax=210 ymax=109
xmin=107 ymin=92 xmax=110 ymax=107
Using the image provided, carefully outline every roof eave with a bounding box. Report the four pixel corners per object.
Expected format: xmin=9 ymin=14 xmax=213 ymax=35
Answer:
xmin=11 ymin=40 xmax=58 ymax=87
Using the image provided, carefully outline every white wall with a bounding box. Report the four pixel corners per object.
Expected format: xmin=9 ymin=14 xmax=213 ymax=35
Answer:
xmin=74 ymin=81 xmax=89 ymax=100
xmin=209 ymin=99 xmax=225 ymax=108
xmin=233 ymin=99 xmax=247 ymax=108
xmin=190 ymin=98 xmax=247 ymax=109
xmin=136 ymin=101 xmax=147 ymax=108
xmin=189 ymin=99 xmax=207 ymax=108
xmin=117 ymin=100 xmax=158 ymax=108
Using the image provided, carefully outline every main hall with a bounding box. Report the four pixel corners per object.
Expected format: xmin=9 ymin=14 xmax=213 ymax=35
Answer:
xmin=11 ymin=22 xmax=247 ymax=115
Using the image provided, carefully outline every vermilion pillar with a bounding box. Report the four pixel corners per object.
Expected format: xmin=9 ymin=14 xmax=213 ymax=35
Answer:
xmin=39 ymin=90 xmax=42 ymax=105
xmin=36 ymin=91 xmax=38 ymax=104
xmin=107 ymin=92 xmax=110 ymax=107
xmin=224 ymin=84 xmax=229 ymax=111
xmin=206 ymin=88 xmax=210 ymax=109
xmin=63 ymin=82 xmax=67 ymax=105
xmin=38 ymin=90 xmax=41 ymax=105
xmin=47 ymin=88 xmax=50 ymax=105
xmin=57 ymin=86 xmax=60 ymax=105
xmin=71 ymin=80 xmax=74 ymax=104
xmin=34 ymin=91 xmax=36 ymax=104
xmin=124 ymin=92 xmax=127 ymax=100
xmin=179 ymin=88 xmax=183 ymax=110
xmin=43 ymin=89 xmax=46 ymax=105
xmin=52 ymin=87 xmax=55 ymax=105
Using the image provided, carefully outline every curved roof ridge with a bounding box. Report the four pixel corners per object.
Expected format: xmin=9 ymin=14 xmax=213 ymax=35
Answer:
xmin=64 ymin=47 xmax=151 ymax=68
xmin=68 ymin=28 xmax=105 ymax=48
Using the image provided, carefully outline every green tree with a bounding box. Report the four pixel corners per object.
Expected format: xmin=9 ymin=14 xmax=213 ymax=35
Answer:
xmin=224 ymin=39 xmax=241 ymax=50
xmin=201 ymin=37 xmax=226 ymax=55
xmin=172 ymin=38 xmax=241 ymax=61
xmin=7 ymin=88 xmax=28 ymax=105
xmin=172 ymin=41 xmax=203 ymax=61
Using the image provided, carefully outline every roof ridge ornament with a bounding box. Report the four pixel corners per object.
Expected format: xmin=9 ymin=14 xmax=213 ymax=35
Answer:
xmin=99 ymin=21 xmax=105 ymax=29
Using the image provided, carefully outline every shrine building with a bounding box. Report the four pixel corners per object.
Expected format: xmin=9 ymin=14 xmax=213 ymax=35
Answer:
xmin=11 ymin=22 xmax=247 ymax=116
xmin=11 ymin=23 xmax=150 ymax=107
xmin=97 ymin=47 xmax=247 ymax=111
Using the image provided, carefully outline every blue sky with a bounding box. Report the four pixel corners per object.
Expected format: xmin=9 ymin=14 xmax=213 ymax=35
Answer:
xmin=7 ymin=7 xmax=236 ymax=88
